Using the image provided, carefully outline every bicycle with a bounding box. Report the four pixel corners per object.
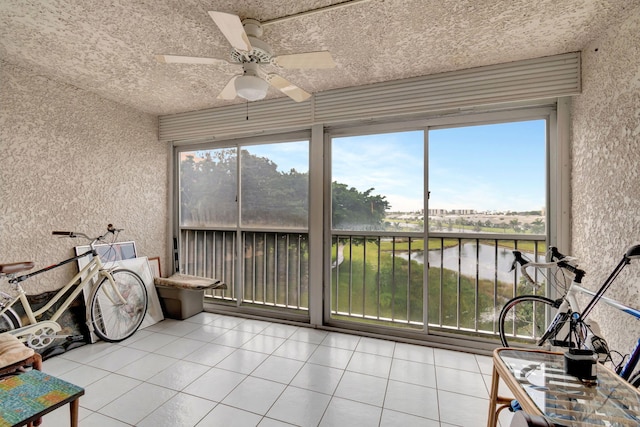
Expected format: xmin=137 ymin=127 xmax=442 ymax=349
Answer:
xmin=0 ymin=225 xmax=148 ymax=349
xmin=498 ymin=244 xmax=640 ymax=387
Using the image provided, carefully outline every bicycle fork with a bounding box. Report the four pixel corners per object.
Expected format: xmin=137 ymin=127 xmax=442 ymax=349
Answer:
xmin=541 ymin=293 xmax=607 ymax=354
xmin=97 ymin=270 xmax=129 ymax=305
xmin=84 ymin=270 xmax=129 ymax=336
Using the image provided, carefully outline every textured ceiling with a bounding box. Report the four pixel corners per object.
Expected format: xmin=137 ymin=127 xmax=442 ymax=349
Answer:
xmin=1 ymin=0 xmax=637 ymax=116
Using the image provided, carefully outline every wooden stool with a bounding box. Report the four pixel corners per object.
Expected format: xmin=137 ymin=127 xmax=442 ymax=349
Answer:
xmin=0 ymin=351 xmax=42 ymax=375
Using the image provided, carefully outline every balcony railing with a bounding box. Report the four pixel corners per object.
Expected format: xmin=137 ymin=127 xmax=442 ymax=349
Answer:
xmin=331 ymin=233 xmax=546 ymax=337
xmin=180 ymin=228 xmax=545 ymax=340
xmin=180 ymin=229 xmax=309 ymax=312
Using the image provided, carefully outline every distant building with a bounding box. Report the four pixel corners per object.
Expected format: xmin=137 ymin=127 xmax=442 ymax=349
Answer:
xmin=428 ymin=209 xmax=447 ymax=215
xmin=428 ymin=209 xmax=476 ymax=215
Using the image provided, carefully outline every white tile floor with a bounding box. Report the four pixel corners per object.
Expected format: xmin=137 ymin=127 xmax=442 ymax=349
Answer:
xmin=39 ymin=313 xmax=515 ymax=427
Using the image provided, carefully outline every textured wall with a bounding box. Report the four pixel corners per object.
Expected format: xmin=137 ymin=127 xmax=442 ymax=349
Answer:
xmin=0 ymin=61 xmax=168 ymax=294
xmin=571 ymin=7 xmax=640 ymax=355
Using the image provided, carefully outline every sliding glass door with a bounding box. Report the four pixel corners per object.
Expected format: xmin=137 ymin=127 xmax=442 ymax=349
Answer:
xmin=329 ymin=130 xmax=426 ymax=328
xmin=177 ymin=136 xmax=311 ymax=318
xmin=327 ymin=118 xmax=548 ymax=339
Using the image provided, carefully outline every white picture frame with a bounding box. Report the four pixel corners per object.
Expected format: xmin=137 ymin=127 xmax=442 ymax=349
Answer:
xmin=148 ymin=256 xmax=161 ymax=278
xmin=75 ymin=241 xmax=137 ymax=266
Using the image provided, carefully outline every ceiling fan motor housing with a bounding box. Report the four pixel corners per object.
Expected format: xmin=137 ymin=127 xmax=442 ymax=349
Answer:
xmin=230 ymin=36 xmax=272 ymax=63
xmin=241 ymin=19 xmax=263 ymax=37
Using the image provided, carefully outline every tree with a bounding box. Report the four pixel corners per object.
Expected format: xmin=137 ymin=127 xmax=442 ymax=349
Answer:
xmin=331 ymin=183 xmax=390 ymax=230
xmin=240 ymin=150 xmax=309 ymax=227
xmin=531 ymin=218 xmax=545 ymax=234
xmin=181 ymin=149 xmax=390 ymax=231
xmin=180 ymin=150 xmax=237 ymax=226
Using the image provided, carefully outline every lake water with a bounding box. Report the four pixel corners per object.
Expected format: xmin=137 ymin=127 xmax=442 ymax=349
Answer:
xmin=399 ymin=242 xmax=542 ymax=283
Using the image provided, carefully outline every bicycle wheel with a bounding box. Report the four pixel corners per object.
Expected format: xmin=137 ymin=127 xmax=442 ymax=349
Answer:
xmin=499 ymin=295 xmax=559 ymax=347
xmin=0 ymin=310 xmax=20 ymax=333
xmin=89 ymin=269 xmax=148 ymax=342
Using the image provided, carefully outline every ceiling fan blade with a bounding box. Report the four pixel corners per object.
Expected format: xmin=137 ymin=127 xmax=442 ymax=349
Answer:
xmin=218 ymin=75 xmax=239 ymax=100
xmin=155 ymin=55 xmax=230 ymax=65
xmin=271 ymin=51 xmax=336 ymax=69
xmin=266 ymin=74 xmax=311 ymax=102
xmin=208 ymin=11 xmax=252 ymax=52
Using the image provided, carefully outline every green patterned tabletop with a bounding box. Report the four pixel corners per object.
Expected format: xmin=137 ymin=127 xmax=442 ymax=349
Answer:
xmin=0 ymin=369 xmax=84 ymax=427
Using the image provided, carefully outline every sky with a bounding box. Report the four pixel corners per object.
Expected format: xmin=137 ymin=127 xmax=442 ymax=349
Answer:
xmin=230 ymin=120 xmax=546 ymax=213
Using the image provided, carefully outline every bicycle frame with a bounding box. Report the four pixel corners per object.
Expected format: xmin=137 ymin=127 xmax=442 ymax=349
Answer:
xmin=534 ymin=276 xmax=640 ymax=383
xmin=515 ymin=244 xmax=640 ymax=382
xmin=1 ymin=249 xmax=128 ymax=329
xmin=572 ymin=283 xmax=640 ymax=380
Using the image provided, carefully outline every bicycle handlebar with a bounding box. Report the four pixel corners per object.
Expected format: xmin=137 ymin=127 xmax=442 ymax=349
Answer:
xmin=52 ymin=231 xmax=76 ymax=237
xmin=51 ymin=224 xmax=123 ymax=243
xmin=512 ymin=247 xmax=586 ymax=285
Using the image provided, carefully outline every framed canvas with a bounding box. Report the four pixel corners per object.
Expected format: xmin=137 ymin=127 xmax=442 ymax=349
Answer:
xmin=113 ymin=256 xmax=164 ymax=330
xmin=74 ymin=241 xmax=137 ymax=267
xmin=148 ymin=257 xmax=161 ymax=278
xmin=74 ymin=241 xmax=138 ymax=299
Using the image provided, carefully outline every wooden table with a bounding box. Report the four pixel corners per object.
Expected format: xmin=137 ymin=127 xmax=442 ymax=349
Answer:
xmin=0 ymin=369 xmax=84 ymax=427
xmin=487 ymin=348 xmax=640 ymax=427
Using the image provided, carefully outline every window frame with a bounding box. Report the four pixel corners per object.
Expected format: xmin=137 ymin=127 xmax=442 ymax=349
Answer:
xmin=170 ymin=101 xmax=569 ymax=351
xmin=322 ymin=106 xmax=558 ymax=338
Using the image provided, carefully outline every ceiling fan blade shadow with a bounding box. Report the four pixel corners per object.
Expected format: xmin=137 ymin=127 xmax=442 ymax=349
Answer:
xmin=155 ymin=55 xmax=231 ymax=65
xmin=271 ymin=51 xmax=336 ymax=69
xmin=266 ymin=74 xmax=311 ymax=102
xmin=208 ymin=11 xmax=252 ymax=52
xmin=218 ymin=75 xmax=240 ymax=100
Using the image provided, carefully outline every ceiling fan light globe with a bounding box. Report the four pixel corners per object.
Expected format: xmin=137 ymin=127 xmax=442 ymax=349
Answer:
xmin=235 ymin=75 xmax=269 ymax=101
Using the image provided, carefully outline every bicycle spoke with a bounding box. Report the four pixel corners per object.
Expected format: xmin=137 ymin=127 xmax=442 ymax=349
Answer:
xmin=90 ymin=269 xmax=147 ymax=342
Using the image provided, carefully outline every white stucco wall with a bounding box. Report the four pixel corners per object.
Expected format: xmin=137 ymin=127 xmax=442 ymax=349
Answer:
xmin=0 ymin=61 xmax=168 ymax=294
xmin=571 ymin=7 xmax=640 ymax=356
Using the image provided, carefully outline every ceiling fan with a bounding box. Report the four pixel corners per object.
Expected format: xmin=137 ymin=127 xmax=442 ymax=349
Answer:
xmin=156 ymin=11 xmax=336 ymax=102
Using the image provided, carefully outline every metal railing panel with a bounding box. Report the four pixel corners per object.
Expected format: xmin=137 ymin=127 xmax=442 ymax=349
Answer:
xmin=182 ymin=228 xmax=545 ymax=340
xmin=330 ymin=233 xmax=546 ymax=339
xmin=181 ymin=229 xmax=309 ymax=312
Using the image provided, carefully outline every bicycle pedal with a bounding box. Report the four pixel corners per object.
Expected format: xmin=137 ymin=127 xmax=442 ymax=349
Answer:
xmin=65 ymin=334 xmax=85 ymax=342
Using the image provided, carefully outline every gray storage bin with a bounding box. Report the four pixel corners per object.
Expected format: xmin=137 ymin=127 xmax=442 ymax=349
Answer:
xmin=155 ymin=285 xmax=205 ymax=320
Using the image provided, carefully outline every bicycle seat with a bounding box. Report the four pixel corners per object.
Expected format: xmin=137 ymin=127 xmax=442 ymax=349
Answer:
xmin=626 ymin=244 xmax=640 ymax=259
xmin=0 ymin=262 xmax=35 ymax=274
